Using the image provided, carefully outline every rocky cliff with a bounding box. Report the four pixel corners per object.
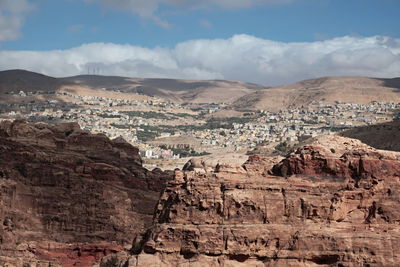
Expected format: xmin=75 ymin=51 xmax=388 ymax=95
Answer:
xmin=0 ymin=120 xmax=173 ymax=266
xmin=109 ymin=135 xmax=400 ymax=267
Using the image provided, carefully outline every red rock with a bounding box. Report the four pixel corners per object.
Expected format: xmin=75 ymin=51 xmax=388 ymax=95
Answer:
xmin=272 ymin=136 xmax=400 ymax=188
xmin=32 ymin=243 xmax=123 ymax=267
xmin=116 ymin=135 xmax=400 ymax=266
xmin=0 ymin=120 xmax=173 ymax=265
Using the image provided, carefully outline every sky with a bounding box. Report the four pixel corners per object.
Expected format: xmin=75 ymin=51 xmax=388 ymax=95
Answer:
xmin=0 ymin=0 xmax=399 ymax=85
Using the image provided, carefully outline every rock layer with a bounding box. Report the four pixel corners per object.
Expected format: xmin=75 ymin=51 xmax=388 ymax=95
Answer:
xmin=0 ymin=120 xmax=173 ymax=266
xmin=117 ymin=135 xmax=400 ymax=267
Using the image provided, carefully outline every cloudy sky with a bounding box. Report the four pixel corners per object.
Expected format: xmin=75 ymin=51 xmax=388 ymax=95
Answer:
xmin=0 ymin=0 xmax=399 ymax=85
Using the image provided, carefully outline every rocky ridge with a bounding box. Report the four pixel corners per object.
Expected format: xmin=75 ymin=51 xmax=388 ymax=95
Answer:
xmin=108 ymin=135 xmax=400 ymax=266
xmin=0 ymin=120 xmax=173 ymax=266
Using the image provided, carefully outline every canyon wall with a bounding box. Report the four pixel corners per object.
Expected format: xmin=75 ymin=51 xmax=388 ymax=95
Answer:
xmin=2 ymin=120 xmax=400 ymax=267
xmin=109 ymin=135 xmax=400 ymax=267
xmin=0 ymin=120 xmax=173 ymax=266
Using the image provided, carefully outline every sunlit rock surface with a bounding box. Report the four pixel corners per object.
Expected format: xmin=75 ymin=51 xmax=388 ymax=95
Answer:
xmin=113 ymin=135 xmax=400 ymax=267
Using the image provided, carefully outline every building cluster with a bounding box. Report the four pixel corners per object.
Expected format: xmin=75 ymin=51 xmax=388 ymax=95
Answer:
xmin=1 ymin=90 xmax=399 ymax=158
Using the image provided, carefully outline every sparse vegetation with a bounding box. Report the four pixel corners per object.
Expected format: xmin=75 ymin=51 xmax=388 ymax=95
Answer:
xmin=137 ymin=130 xmax=158 ymax=142
xmin=122 ymin=111 xmax=171 ymax=120
xmin=98 ymin=114 xmax=121 ymax=118
xmin=275 ymin=141 xmax=292 ymax=154
xmin=100 ymin=257 xmax=118 ymax=267
xmin=167 ymin=112 xmax=194 ymax=118
xmin=162 ymin=146 xmax=210 ymax=157
xmin=110 ymin=123 xmax=135 ymax=129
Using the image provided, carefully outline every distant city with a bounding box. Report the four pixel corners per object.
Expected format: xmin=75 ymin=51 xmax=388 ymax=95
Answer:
xmin=1 ymin=88 xmax=398 ymax=165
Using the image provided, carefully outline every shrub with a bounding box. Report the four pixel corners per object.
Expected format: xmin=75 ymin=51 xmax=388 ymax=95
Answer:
xmin=100 ymin=256 xmax=118 ymax=267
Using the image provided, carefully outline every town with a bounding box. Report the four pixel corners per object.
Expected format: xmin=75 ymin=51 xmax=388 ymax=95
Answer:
xmin=1 ymin=89 xmax=399 ymax=165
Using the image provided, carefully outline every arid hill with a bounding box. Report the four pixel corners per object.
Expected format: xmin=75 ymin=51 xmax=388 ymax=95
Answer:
xmin=0 ymin=69 xmax=69 ymax=92
xmin=0 ymin=69 xmax=266 ymax=104
xmin=2 ymin=70 xmax=400 ymax=108
xmin=232 ymin=76 xmax=400 ymax=111
xmin=340 ymin=119 xmax=400 ymax=151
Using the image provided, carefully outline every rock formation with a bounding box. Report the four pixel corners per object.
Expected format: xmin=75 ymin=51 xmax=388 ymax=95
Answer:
xmin=3 ymin=121 xmax=400 ymax=267
xmin=109 ymin=135 xmax=400 ymax=266
xmin=182 ymin=153 xmax=249 ymax=174
xmin=0 ymin=120 xmax=173 ymax=266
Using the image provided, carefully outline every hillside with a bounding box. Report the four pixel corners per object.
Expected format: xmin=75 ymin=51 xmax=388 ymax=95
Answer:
xmin=3 ymin=70 xmax=400 ymax=108
xmin=232 ymin=76 xmax=400 ymax=111
xmin=0 ymin=69 xmax=266 ymax=104
xmin=340 ymin=119 xmax=400 ymax=151
xmin=63 ymin=75 xmax=266 ymax=103
xmin=0 ymin=69 xmax=68 ymax=92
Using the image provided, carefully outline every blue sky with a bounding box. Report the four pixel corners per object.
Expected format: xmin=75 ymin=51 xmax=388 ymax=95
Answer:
xmin=0 ymin=0 xmax=399 ymax=85
xmin=3 ymin=0 xmax=400 ymax=50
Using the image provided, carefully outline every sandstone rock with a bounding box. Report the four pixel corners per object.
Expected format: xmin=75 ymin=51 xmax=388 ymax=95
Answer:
xmin=182 ymin=153 xmax=248 ymax=174
xmin=272 ymin=135 xmax=400 ymax=188
xmin=117 ymin=135 xmax=400 ymax=267
xmin=0 ymin=120 xmax=173 ymax=266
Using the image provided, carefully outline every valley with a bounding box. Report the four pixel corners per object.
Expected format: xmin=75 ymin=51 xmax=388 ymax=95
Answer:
xmin=1 ymin=70 xmax=399 ymax=170
xmin=1 ymin=1 xmax=399 ymax=266
xmin=1 ymin=70 xmax=400 ymax=266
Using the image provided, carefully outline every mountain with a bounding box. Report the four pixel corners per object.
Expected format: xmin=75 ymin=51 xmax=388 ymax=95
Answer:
xmin=62 ymin=75 xmax=266 ymax=103
xmin=232 ymin=76 xmax=400 ymax=111
xmin=3 ymin=70 xmax=400 ymax=108
xmin=0 ymin=69 xmax=266 ymax=104
xmin=0 ymin=69 xmax=68 ymax=92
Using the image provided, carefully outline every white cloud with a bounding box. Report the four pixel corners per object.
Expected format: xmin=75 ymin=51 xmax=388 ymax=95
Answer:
xmin=0 ymin=0 xmax=34 ymax=42
xmin=1 ymin=35 xmax=399 ymax=85
xmin=84 ymin=0 xmax=295 ymax=27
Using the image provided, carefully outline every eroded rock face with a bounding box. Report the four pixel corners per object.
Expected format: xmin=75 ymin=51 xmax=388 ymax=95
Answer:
xmin=0 ymin=120 xmax=173 ymax=266
xmin=116 ymin=135 xmax=400 ymax=267
xmin=182 ymin=153 xmax=249 ymax=174
xmin=272 ymin=135 xmax=400 ymax=189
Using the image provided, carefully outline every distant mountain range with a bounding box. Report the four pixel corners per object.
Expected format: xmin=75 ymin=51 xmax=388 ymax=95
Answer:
xmin=0 ymin=69 xmax=68 ymax=92
xmin=1 ymin=69 xmax=400 ymax=109
xmin=0 ymin=69 xmax=266 ymax=104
